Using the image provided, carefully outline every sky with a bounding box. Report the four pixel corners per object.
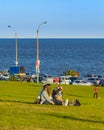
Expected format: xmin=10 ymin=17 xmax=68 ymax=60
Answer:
xmin=0 ymin=0 xmax=104 ymax=38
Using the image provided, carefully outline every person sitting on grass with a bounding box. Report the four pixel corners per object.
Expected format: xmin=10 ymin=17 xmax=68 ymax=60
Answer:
xmin=40 ymin=84 xmax=55 ymax=105
xmin=52 ymin=86 xmax=66 ymax=106
xmin=52 ymin=86 xmax=81 ymax=106
xmin=34 ymin=83 xmax=51 ymax=104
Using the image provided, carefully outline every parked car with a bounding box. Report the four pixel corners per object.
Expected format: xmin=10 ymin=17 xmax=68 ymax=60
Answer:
xmin=34 ymin=76 xmax=45 ymax=83
xmin=59 ymin=76 xmax=71 ymax=84
xmin=69 ymin=77 xmax=78 ymax=84
xmin=87 ymin=78 xmax=100 ymax=85
xmin=84 ymin=74 xmax=98 ymax=79
xmin=72 ymin=80 xmax=93 ymax=86
xmin=100 ymin=79 xmax=104 ymax=86
xmin=1 ymin=74 xmax=10 ymax=80
xmin=41 ymin=76 xmax=54 ymax=84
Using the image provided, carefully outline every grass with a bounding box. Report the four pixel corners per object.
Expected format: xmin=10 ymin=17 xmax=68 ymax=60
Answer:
xmin=0 ymin=81 xmax=104 ymax=130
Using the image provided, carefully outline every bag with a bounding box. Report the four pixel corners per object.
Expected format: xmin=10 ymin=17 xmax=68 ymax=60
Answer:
xmin=33 ymin=96 xmax=41 ymax=104
xmin=52 ymin=89 xmax=57 ymax=98
xmin=73 ymin=99 xmax=81 ymax=106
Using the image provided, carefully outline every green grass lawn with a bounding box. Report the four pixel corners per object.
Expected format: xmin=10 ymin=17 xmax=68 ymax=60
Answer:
xmin=0 ymin=81 xmax=104 ymax=130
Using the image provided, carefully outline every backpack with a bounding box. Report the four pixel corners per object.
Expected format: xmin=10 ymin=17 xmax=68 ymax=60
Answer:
xmin=73 ymin=99 xmax=81 ymax=106
xmin=33 ymin=97 xmax=41 ymax=104
xmin=52 ymin=89 xmax=58 ymax=98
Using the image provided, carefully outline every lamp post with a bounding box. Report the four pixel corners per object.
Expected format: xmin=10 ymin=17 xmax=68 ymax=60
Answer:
xmin=36 ymin=21 xmax=47 ymax=83
xmin=8 ymin=25 xmax=18 ymax=66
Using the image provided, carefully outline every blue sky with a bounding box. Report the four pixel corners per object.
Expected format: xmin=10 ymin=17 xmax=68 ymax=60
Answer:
xmin=0 ymin=0 xmax=104 ymax=38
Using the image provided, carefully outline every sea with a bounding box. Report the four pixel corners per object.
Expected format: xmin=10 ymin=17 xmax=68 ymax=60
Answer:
xmin=0 ymin=38 xmax=104 ymax=77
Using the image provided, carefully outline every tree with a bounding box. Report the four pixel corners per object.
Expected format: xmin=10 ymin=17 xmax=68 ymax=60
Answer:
xmin=63 ymin=69 xmax=80 ymax=77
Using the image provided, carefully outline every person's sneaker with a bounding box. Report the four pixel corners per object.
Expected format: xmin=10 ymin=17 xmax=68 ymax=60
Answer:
xmin=65 ymin=99 xmax=68 ymax=106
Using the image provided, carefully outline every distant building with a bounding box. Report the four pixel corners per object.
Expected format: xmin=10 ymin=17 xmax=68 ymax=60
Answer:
xmin=10 ymin=66 xmax=26 ymax=77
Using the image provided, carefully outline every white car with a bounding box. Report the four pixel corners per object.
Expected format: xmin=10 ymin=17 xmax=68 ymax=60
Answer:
xmin=59 ymin=76 xmax=71 ymax=84
xmin=72 ymin=80 xmax=93 ymax=86
xmin=1 ymin=74 xmax=10 ymax=80
xmin=42 ymin=77 xmax=54 ymax=84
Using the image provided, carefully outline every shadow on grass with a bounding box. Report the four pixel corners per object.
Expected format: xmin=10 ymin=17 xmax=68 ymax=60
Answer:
xmin=0 ymin=99 xmax=104 ymax=124
xmin=43 ymin=113 xmax=104 ymax=124
xmin=0 ymin=99 xmax=34 ymax=105
xmin=67 ymin=93 xmax=91 ymax=98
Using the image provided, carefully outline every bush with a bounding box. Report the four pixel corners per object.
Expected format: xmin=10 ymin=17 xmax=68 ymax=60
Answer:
xmin=9 ymin=75 xmax=20 ymax=81
xmin=64 ymin=69 xmax=80 ymax=77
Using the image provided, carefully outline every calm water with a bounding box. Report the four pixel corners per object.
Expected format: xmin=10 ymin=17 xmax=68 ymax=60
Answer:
xmin=0 ymin=38 xmax=104 ymax=77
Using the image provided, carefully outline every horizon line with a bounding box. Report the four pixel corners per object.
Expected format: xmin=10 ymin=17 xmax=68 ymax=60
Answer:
xmin=1 ymin=37 xmax=104 ymax=39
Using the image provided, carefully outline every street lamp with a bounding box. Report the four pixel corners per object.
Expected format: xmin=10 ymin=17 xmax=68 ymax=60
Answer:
xmin=8 ymin=25 xmax=18 ymax=66
xmin=36 ymin=21 xmax=47 ymax=83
